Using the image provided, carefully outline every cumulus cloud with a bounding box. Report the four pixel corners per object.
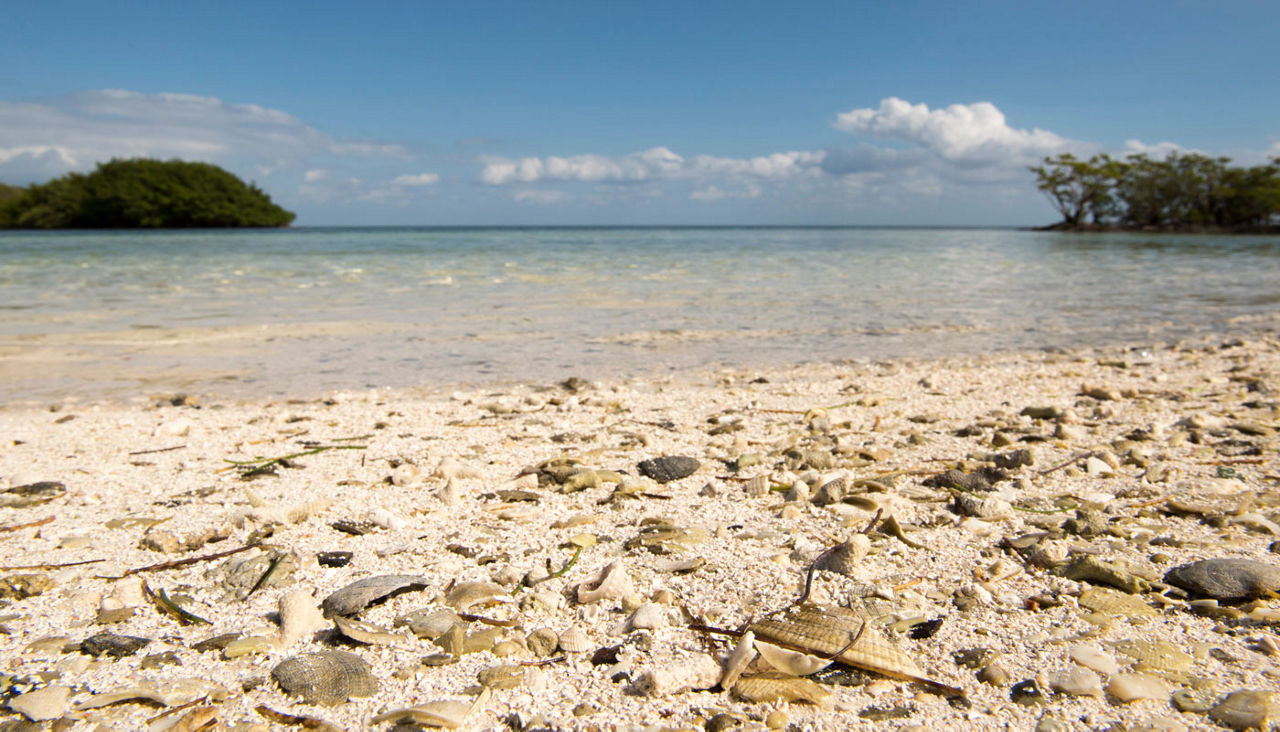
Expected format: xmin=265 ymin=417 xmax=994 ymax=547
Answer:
xmin=832 ymin=97 xmax=1070 ymax=165
xmin=481 ymin=147 xmax=824 ymax=186
xmin=0 ymin=89 xmax=409 ymax=184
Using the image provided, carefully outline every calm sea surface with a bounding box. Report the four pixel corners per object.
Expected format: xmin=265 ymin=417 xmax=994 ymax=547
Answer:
xmin=2 ymin=227 xmax=1279 ymax=402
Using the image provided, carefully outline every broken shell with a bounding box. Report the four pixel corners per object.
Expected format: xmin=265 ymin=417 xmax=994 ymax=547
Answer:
xmin=1163 ymin=558 xmax=1280 ymax=601
xmin=1209 ymin=690 xmax=1279 ymax=731
xmin=755 ymin=640 xmax=833 ymax=676
xmin=271 ymin=650 xmax=379 ymax=706
xmin=372 ymin=687 xmax=491 ymax=729
xmin=731 ymin=672 xmax=832 ymax=706
xmin=444 ymin=581 xmax=512 ymax=612
xmin=720 ymin=630 xmax=757 ymax=690
xmin=576 ymin=560 xmax=633 ymax=604
xmin=321 ymin=574 xmax=429 ymax=618
xmin=636 ymin=653 xmax=722 ymax=697
xmin=333 ymin=615 xmax=405 ymax=645
xmin=1112 ymin=639 xmax=1193 ymax=673
xmin=477 ymin=664 xmax=525 ymax=690
xmin=0 ymin=481 xmax=66 ymax=508
xmin=813 ymin=535 xmax=870 ymax=576
xmin=396 ymin=607 xmax=462 ymax=639
xmin=526 ymin=628 xmax=559 ymax=657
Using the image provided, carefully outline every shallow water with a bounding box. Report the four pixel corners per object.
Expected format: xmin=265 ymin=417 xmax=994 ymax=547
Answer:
xmin=2 ymin=226 xmax=1278 ymax=403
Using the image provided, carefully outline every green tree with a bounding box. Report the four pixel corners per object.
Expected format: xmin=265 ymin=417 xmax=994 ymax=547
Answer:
xmin=1029 ymin=153 xmax=1116 ymax=226
xmin=0 ymin=158 xmax=295 ymax=229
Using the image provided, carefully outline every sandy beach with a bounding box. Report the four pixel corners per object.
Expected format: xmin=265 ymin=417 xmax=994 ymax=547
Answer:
xmin=2 ymin=336 xmax=1280 ymax=730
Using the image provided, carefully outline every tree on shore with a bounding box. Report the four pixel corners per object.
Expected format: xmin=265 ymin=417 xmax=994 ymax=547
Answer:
xmin=1030 ymin=152 xmax=1280 ymax=231
xmin=0 ymin=159 xmax=295 ymax=229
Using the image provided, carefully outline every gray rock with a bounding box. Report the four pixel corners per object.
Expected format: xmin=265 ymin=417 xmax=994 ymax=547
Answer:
xmin=80 ymin=631 xmax=151 ymax=657
xmin=636 ymin=456 xmax=700 ymax=484
xmin=1163 ymin=558 xmax=1280 ymax=601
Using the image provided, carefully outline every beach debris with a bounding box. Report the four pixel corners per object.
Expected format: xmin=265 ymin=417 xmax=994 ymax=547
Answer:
xmin=1209 ymin=690 xmax=1279 ymax=731
xmin=1163 ymin=558 xmax=1280 ymax=600
xmin=333 ymin=615 xmax=405 ymax=645
xmin=637 ymin=455 xmax=700 ymax=483
xmin=557 ymin=627 xmax=592 ymax=653
xmin=7 ymin=684 xmax=70 ymax=721
xmin=80 ymin=630 xmax=151 ymax=657
xmin=0 ymin=481 xmax=66 ymax=508
xmin=576 ymin=560 xmax=633 ymax=604
xmin=371 ymin=687 xmax=491 ymax=729
xmin=636 ymin=653 xmax=722 ymax=697
xmin=271 ymin=650 xmax=379 ymax=705
xmin=321 ymin=574 xmax=430 ymax=617
xmin=731 ymin=672 xmax=833 ymax=706
xmin=278 ymin=589 xmax=326 ymax=646
xmin=444 ymin=581 xmax=511 ymax=612
xmin=256 ymin=705 xmax=343 ymax=732
xmin=316 ymin=550 xmax=353 ymax=567
xmin=396 ymin=607 xmax=463 ymax=639
xmin=0 ymin=573 xmax=53 ymax=600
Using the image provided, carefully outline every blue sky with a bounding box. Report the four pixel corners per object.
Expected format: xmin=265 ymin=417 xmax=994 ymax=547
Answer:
xmin=2 ymin=1 xmax=1278 ymax=225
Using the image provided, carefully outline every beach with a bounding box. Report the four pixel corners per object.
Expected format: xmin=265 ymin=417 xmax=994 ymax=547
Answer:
xmin=3 ymin=335 xmax=1279 ymax=730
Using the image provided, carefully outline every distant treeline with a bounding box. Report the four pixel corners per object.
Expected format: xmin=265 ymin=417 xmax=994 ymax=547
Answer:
xmin=1030 ymin=152 xmax=1280 ymax=232
xmin=0 ymin=158 xmax=295 ymax=229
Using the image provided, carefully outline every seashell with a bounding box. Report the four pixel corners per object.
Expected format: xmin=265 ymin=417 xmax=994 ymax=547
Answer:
xmin=1078 ymin=587 xmax=1157 ymax=618
xmin=625 ymin=525 xmax=710 ymax=554
xmin=321 ymin=574 xmax=429 ymax=618
xmin=1209 ymin=690 xmax=1279 ymax=731
xmin=396 ymin=607 xmax=462 ymax=639
xmin=317 ymin=551 xmax=353 ymax=568
xmin=333 ymin=615 xmax=405 ymax=645
xmin=814 ymin=535 xmax=870 ymax=577
xmin=1112 ymin=639 xmax=1193 ymax=673
xmin=462 ymin=627 xmax=502 ymax=654
xmin=8 ymin=685 xmax=70 ymax=722
xmin=477 ymin=664 xmax=525 ymax=690
xmin=75 ymin=678 xmax=226 ymax=709
xmin=953 ymin=494 xmax=1013 ymax=520
xmin=720 ymin=630 xmax=757 ymax=690
xmin=637 ymin=456 xmax=700 ymax=484
xmin=372 ymin=687 xmax=491 ymax=729
xmin=627 ymin=602 xmax=667 ymax=631
xmin=1163 ymin=558 xmax=1280 ymax=601
xmin=755 ymin=640 xmax=832 ymax=676
xmin=272 ymin=650 xmax=379 ymax=706
xmin=0 ymin=481 xmax=66 ymax=508
xmin=744 ymin=475 xmax=770 ymax=497
xmin=748 ymin=605 xmax=959 ymax=695
xmin=635 ymin=653 xmax=722 ymax=697
xmin=278 ymin=590 xmax=326 ymax=646
xmin=731 ymin=672 xmax=832 ymax=706
xmin=444 ymin=581 xmax=512 ymax=612
xmin=557 ymin=627 xmax=592 ymax=653
xmin=223 ymin=636 xmax=277 ymax=659
xmin=576 ymin=561 xmax=633 ymax=604
xmin=1068 ymin=642 xmax=1120 ymax=675
xmin=1048 ymin=667 xmax=1103 ymax=698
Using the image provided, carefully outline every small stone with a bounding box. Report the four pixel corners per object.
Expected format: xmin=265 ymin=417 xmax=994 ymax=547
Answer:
xmin=637 ymin=456 xmax=700 ymax=484
xmin=81 ymin=631 xmax=151 ymax=657
xmin=1107 ymin=673 xmax=1170 ymax=703
xmin=1163 ymin=558 xmax=1280 ymax=601
xmin=1049 ymin=666 xmax=1103 ymax=698
xmin=627 ymin=602 xmax=666 ymax=631
xmin=1068 ymin=642 xmax=1120 ymax=675
xmin=8 ymin=685 xmax=71 ymax=721
xmin=978 ymin=662 xmax=1011 ymax=686
xmin=764 ymin=710 xmax=789 ymax=730
xmin=1209 ymin=690 xmax=1278 ymax=731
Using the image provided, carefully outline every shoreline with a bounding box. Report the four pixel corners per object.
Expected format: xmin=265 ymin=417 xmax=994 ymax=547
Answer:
xmin=2 ymin=338 xmax=1279 ymax=728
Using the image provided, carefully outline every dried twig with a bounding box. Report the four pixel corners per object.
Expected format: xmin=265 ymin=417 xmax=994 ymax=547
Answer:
xmin=99 ymin=542 xmax=260 ymax=579
xmin=0 ymin=515 xmax=54 ymax=533
xmin=128 ymin=444 xmax=186 ymax=456
xmin=1038 ymin=450 xmax=1097 ymax=476
xmin=0 ymin=557 xmax=104 ymax=571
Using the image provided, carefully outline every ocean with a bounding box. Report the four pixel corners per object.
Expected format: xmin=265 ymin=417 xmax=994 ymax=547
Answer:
xmin=2 ymin=226 xmax=1279 ymax=403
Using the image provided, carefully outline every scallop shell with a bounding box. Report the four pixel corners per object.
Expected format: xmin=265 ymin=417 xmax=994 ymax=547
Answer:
xmin=321 ymin=574 xmax=429 ymax=618
xmin=557 ymin=627 xmax=592 ymax=653
xmin=731 ymin=672 xmax=832 ymax=706
xmin=576 ymin=560 xmax=633 ymax=604
xmin=271 ymin=650 xmax=378 ymax=706
xmin=1112 ymin=639 xmax=1193 ymax=673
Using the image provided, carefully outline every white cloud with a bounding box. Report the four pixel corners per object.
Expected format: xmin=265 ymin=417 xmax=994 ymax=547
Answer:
xmin=512 ymin=189 xmax=570 ymax=205
xmin=391 ymin=172 xmax=440 ymax=186
xmin=1123 ymin=139 xmax=1187 ymax=158
xmin=481 ymin=147 xmax=824 ymax=186
xmin=0 ymin=89 xmax=409 ymax=185
xmin=689 ymin=183 xmax=762 ymax=201
xmin=303 ymin=169 xmax=328 ymax=182
xmin=832 ymin=97 xmax=1070 ymax=165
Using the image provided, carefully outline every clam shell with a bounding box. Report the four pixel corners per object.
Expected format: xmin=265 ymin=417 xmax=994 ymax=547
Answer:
xmin=731 ymin=672 xmax=832 ymax=706
xmin=333 ymin=616 xmax=404 ymax=645
xmin=444 ymin=581 xmax=511 ymax=612
xmin=321 ymin=574 xmax=429 ymax=618
xmin=271 ymin=650 xmax=378 ymax=706
xmin=557 ymin=627 xmax=592 ymax=653
xmin=1164 ymin=558 xmax=1280 ymax=601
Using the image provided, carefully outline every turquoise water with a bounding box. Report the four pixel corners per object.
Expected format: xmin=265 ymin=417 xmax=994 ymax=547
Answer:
xmin=1 ymin=227 xmax=1279 ymax=400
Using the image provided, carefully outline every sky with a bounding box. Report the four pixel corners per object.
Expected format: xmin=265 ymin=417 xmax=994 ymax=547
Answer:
xmin=2 ymin=1 xmax=1278 ymax=226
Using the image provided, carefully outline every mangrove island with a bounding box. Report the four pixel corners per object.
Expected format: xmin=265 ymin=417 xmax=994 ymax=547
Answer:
xmin=0 ymin=158 xmax=295 ymax=229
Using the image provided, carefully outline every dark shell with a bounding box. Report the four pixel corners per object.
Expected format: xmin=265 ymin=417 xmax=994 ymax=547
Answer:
xmin=81 ymin=631 xmax=151 ymax=658
xmin=272 ymin=650 xmax=378 ymax=706
xmin=0 ymin=481 xmax=66 ymax=508
xmin=637 ymin=456 xmax=700 ymax=484
xmin=1164 ymin=558 xmax=1280 ymax=601
xmin=321 ymin=574 xmax=429 ymax=618
xmin=317 ymin=551 xmax=354 ymax=568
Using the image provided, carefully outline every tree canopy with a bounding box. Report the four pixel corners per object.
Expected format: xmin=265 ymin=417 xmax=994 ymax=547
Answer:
xmin=0 ymin=158 xmax=295 ymax=229
xmin=1031 ymin=152 xmax=1280 ymax=231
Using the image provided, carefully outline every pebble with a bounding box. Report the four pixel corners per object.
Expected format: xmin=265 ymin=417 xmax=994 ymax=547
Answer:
xmin=1163 ymin=558 xmax=1280 ymax=600
xmin=1068 ymin=642 xmax=1120 ymax=675
xmin=1106 ymin=673 xmax=1170 ymax=703
xmin=637 ymin=455 xmax=700 ymax=483
xmin=80 ymin=630 xmax=151 ymax=657
xmin=8 ymin=684 xmax=70 ymax=721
